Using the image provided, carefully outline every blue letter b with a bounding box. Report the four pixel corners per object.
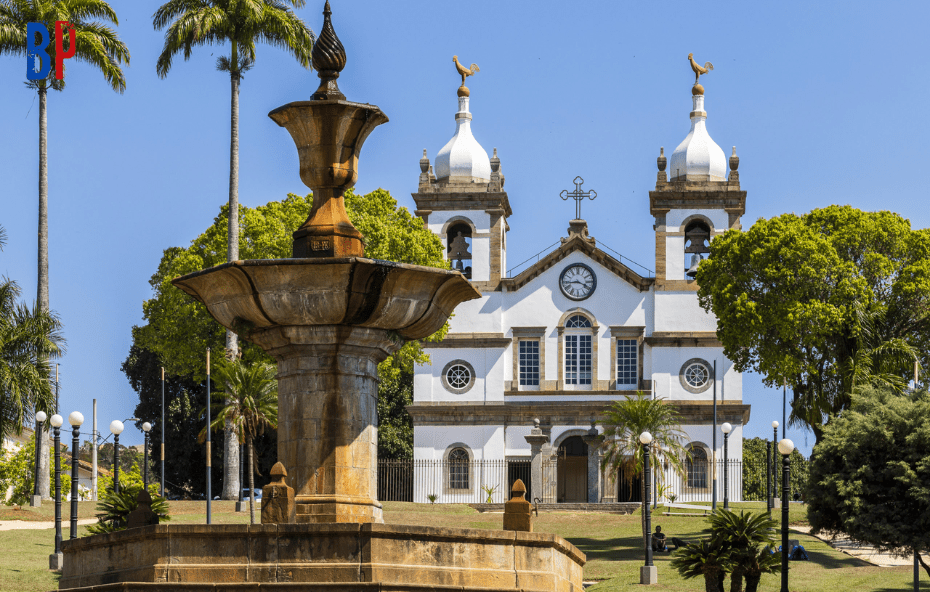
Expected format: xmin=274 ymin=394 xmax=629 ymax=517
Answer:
xmin=27 ymin=23 xmax=51 ymax=80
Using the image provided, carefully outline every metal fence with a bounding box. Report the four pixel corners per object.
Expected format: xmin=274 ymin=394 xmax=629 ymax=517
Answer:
xmin=378 ymin=459 xmax=532 ymax=504
xmin=378 ymin=457 xmax=809 ymax=505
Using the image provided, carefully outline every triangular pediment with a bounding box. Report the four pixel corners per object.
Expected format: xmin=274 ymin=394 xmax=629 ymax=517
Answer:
xmin=500 ymin=234 xmax=654 ymax=293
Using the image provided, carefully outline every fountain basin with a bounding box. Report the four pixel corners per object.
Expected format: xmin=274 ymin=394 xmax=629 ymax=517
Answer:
xmin=59 ymin=523 xmax=585 ymax=592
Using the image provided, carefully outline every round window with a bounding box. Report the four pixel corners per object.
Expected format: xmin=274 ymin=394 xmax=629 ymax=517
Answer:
xmin=441 ymin=360 xmax=476 ymax=394
xmin=679 ymin=358 xmax=712 ymax=393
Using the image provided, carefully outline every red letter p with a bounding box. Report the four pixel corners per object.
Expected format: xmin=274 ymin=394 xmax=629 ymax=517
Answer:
xmin=54 ymin=21 xmax=76 ymax=80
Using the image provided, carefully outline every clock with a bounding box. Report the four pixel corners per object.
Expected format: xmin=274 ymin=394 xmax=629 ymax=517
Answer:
xmin=559 ymin=263 xmax=596 ymax=300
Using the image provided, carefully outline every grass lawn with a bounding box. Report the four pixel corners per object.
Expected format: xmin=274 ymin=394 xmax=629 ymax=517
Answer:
xmin=0 ymin=501 xmax=921 ymax=592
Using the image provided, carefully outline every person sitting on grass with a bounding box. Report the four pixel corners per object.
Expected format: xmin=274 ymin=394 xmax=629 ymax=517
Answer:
xmin=652 ymin=526 xmax=668 ymax=552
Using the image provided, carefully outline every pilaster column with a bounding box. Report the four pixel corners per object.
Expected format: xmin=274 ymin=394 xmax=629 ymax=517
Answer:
xmin=582 ymin=424 xmax=604 ymax=504
xmin=255 ymin=325 xmax=401 ymax=524
xmin=524 ymin=419 xmax=549 ymax=504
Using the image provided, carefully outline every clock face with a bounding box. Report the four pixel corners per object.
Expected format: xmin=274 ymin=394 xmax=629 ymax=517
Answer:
xmin=559 ymin=264 xmax=597 ymax=300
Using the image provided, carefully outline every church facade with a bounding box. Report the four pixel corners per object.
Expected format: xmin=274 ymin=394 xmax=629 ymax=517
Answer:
xmin=407 ymin=79 xmax=750 ymax=505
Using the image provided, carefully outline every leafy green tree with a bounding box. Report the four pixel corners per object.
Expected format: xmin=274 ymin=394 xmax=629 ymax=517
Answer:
xmin=807 ymin=386 xmax=930 ymax=576
xmin=153 ymin=0 xmax=315 ymax=499
xmin=0 ymin=438 xmax=71 ymax=505
xmin=741 ymin=437 xmax=809 ymax=502
xmin=697 ymin=206 xmax=930 ymax=441
xmin=599 ymin=393 xmax=689 ymax=546
xmin=201 ymin=359 xmax=277 ymax=524
xmin=97 ymin=461 xmax=159 ymax=498
xmin=0 ymin=0 xmax=128 ymax=498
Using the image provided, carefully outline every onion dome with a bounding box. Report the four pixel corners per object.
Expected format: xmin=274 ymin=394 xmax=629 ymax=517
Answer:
xmin=434 ymin=95 xmax=491 ymax=182
xmin=669 ymin=94 xmax=726 ymax=182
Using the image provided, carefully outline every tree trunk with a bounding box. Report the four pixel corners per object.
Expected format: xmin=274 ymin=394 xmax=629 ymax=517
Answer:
xmin=703 ymin=567 xmax=721 ymax=592
xmin=917 ymin=548 xmax=930 ymax=578
xmin=36 ymin=83 xmax=51 ymax=500
xmin=248 ymin=438 xmax=255 ymax=525
xmin=729 ymin=566 xmax=744 ymax=592
xmin=221 ymin=52 xmax=242 ymax=501
xmin=744 ymin=574 xmax=761 ymax=592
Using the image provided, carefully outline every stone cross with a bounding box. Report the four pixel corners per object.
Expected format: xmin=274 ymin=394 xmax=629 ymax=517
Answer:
xmin=560 ymin=176 xmax=597 ymax=220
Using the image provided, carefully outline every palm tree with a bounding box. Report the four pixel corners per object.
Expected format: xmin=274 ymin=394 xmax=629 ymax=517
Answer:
xmin=200 ymin=359 xmax=277 ymax=524
xmin=0 ymin=276 xmax=66 ymax=445
xmin=670 ymin=539 xmax=732 ymax=592
xmin=0 ymin=0 xmax=129 ymax=498
xmin=599 ymin=393 xmax=689 ymax=547
xmin=153 ymin=0 xmax=313 ymax=499
xmin=708 ymin=510 xmax=778 ymax=592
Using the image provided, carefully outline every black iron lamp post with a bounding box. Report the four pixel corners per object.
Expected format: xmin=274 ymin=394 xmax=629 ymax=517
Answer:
xmin=142 ymin=422 xmax=152 ymax=490
xmin=768 ymin=420 xmax=777 ymax=512
xmin=721 ymin=422 xmax=732 ymax=509
xmin=48 ymin=414 xmax=63 ymax=569
xmin=110 ymin=420 xmax=124 ymax=494
xmin=639 ymin=431 xmax=657 ymax=585
xmin=778 ymin=438 xmax=795 ymax=592
xmin=32 ymin=410 xmax=47 ymax=505
xmin=68 ymin=411 xmax=84 ymax=539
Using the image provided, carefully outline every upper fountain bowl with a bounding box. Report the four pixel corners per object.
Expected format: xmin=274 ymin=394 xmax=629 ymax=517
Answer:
xmin=172 ymin=257 xmax=481 ymax=347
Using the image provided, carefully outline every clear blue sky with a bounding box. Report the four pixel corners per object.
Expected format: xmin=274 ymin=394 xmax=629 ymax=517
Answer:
xmin=1 ymin=1 xmax=928 ymax=456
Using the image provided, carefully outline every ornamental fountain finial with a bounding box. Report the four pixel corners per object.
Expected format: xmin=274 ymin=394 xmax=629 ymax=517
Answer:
xmin=311 ymin=0 xmax=346 ymax=101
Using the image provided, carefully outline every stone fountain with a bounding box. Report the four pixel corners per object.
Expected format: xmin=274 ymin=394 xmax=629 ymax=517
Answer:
xmin=59 ymin=3 xmax=584 ymax=590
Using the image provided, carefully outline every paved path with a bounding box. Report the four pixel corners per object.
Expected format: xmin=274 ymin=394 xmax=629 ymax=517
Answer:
xmin=0 ymin=518 xmax=96 ymax=531
xmin=793 ymin=525 xmax=913 ymax=567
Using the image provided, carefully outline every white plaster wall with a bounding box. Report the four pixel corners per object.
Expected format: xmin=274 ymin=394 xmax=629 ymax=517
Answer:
xmin=649 ymin=347 xmax=740 ymax=402
xmin=666 ymin=209 xmax=729 ymax=232
xmin=505 ymin=425 xmax=532 ymax=456
xmin=415 ymin=347 xmax=506 ymax=403
xmin=471 ymin=236 xmax=490 ymax=281
xmin=665 ymin=235 xmax=686 ymax=280
xmin=447 ymin=292 xmax=503 ymax=334
xmin=654 ymin=292 xmax=718 ymax=333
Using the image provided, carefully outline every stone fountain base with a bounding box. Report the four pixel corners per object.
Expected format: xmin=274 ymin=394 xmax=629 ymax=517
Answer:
xmin=59 ymin=523 xmax=585 ymax=592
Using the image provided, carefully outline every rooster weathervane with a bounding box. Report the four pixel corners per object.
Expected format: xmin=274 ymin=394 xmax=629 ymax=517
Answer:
xmin=688 ymin=53 xmax=714 ymax=95
xmin=453 ymin=55 xmax=479 ymax=96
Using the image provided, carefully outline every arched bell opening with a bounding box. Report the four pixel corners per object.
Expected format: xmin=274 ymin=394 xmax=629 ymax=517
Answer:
xmin=684 ymin=219 xmax=711 ymax=279
xmin=447 ymin=222 xmax=473 ymax=280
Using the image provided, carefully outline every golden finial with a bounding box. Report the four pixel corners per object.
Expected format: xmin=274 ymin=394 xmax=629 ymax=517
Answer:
xmin=452 ymin=55 xmax=480 ymax=97
xmin=688 ymin=53 xmax=714 ymax=95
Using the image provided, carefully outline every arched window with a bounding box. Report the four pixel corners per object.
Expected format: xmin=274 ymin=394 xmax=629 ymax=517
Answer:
xmin=564 ymin=315 xmax=593 ymax=388
xmin=448 ymin=448 xmax=470 ymax=489
xmin=686 ymin=445 xmax=708 ymax=489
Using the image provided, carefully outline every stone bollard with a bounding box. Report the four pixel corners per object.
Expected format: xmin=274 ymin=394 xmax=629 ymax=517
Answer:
xmin=503 ymin=479 xmax=532 ymax=532
xmin=261 ymin=462 xmax=296 ymax=524
xmin=126 ymin=490 xmax=159 ymax=529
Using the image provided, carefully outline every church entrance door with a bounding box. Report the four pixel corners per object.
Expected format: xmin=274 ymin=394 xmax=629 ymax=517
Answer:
xmin=557 ymin=436 xmax=588 ymax=503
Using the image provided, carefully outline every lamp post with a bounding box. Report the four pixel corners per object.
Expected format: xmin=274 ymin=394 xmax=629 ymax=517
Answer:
xmin=110 ymin=420 xmax=124 ymax=494
xmin=639 ymin=431 xmax=657 ymax=585
xmin=32 ymin=410 xmax=47 ymax=507
xmin=161 ymin=367 xmax=165 ymax=498
xmin=778 ymin=438 xmax=794 ymax=592
xmin=721 ymin=422 xmax=731 ymax=510
xmin=206 ymin=347 xmax=212 ymax=525
xmin=68 ymin=411 xmax=83 ymax=539
xmin=772 ymin=421 xmax=779 ymax=510
xmin=48 ymin=414 xmax=63 ymax=570
xmin=142 ymin=422 xmax=152 ymax=490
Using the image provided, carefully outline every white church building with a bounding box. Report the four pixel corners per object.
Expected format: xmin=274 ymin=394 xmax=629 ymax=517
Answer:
xmin=407 ymin=80 xmax=750 ymax=505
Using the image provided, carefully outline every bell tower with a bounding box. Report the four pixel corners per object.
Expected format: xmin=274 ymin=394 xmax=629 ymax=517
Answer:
xmin=412 ymin=74 xmax=511 ymax=291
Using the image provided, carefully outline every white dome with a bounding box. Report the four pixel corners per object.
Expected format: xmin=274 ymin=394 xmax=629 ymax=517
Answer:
xmin=435 ymin=96 xmax=491 ymax=182
xmin=669 ymin=94 xmax=727 ymax=182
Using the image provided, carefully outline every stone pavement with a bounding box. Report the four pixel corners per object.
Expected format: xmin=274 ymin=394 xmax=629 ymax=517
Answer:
xmin=793 ymin=525 xmax=913 ymax=567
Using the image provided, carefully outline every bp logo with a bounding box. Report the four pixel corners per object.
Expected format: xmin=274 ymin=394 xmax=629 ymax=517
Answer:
xmin=26 ymin=21 xmax=76 ymax=80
